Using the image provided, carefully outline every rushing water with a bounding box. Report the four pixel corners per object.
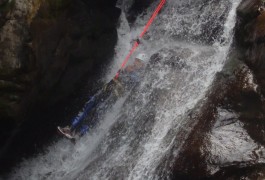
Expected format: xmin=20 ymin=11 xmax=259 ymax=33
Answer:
xmin=8 ymin=0 xmax=241 ymax=179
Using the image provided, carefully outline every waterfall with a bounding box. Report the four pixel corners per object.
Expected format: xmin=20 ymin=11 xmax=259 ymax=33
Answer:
xmin=8 ymin=0 xmax=241 ymax=179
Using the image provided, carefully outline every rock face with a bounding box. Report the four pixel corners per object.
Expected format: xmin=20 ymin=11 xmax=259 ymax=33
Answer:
xmin=0 ymin=0 xmax=120 ymax=174
xmin=0 ymin=0 xmax=40 ymax=151
xmin=170 ymin=0 xmax=265 ymax=179
xmin=125 ymin=0 xmax=153 ymax=24
xmin=236 ymin=0 xmax=265 ymax=96
xmin=23 ymin=0 xmax=120 ymax=110
xmin=117 ymin=0 xmax=153 ymax=24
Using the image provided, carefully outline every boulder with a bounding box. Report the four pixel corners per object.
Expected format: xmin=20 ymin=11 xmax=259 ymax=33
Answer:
xmin=171 ymin=61 xmax=265 ymax=179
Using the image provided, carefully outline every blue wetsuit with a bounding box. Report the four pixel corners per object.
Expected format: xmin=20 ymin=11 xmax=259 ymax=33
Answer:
xmin=70 ymin=96 xmax=97 ymax=135
xmin=70 ymin=66 xmax=145 ymax=136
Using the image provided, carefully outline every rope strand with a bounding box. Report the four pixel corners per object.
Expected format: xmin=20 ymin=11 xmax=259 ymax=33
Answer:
xmin=115 ymin=0 xmax=166 ymax=79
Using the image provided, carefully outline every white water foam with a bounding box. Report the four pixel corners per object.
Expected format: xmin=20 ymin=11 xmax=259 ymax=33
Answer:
xmin=8 ymin=0 xmax=242 ymax=179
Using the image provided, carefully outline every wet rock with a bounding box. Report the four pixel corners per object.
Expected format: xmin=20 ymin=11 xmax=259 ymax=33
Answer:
xmin=211 ymin=165 xmax=265 ymax=179
xmin=0 ymin=0 xmax=39 ymax=157
xmin=206 ymin=108 xmax=265 ymax=174
xmin=0 ymin=0 xmax=120 ymax=124
xmin=0 ymin=0 xmax=120 ymax=175
xmin=171 ymin=60 xmax=265 ymax=179
xmin=148 ymin=47 xmax=191 ymax=70
xmin=236 ymin=0 xmax=265 ymax=96
xmin=117 ymin=0 xmax=153 ymax=24
xmin=237 ymin=0 xmax=260 ymax=21
xmin=0 ymin=0 xmax=32 ymax=74
xmin=23 ymin=0 xmax=120 ymax=109
xmin=126 ymin=0 xmax=153 ymax=24
xmin=245 ymin=11 xmax=265 ymax=43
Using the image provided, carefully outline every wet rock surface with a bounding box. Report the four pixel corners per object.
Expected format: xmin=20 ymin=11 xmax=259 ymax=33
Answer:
xmin=171 ymin=0 xmax=265 ymax=178
xmin=0 ymin=0 xmax=40 ymax=164
xmin=23 ymin=0 xmax=120 ymax=111
xmin=236 ymin=0 xmax=265 ymax=95
xmin=172 ymin=58 xmax=265 ymax=179
xmin=124 ymin=0 xmax=153 ymax=24
xmin=0 ymin=0 xmax=120 ymax=175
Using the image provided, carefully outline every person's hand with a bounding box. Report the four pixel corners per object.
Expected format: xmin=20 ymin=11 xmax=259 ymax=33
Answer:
xmin=125 ymin=65 xmax=134 ymax=72
xmin=130 ymin=38 xmax=141 ymax=45
xmin=136 ymin=38 xmax=141 ymax=44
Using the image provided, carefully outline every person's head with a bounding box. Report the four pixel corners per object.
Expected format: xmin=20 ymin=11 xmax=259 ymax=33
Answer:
xmin=135 ymin=53 xmax=148 ymax=66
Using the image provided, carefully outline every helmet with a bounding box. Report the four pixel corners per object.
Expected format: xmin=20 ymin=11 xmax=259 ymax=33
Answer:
xmin=136 ymin=53 xmax=148 ymax=62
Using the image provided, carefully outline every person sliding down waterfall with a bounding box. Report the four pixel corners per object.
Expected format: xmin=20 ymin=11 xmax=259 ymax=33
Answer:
xmin=57 ymin=0 xmax=167 ymax=140
xmin=58 ymin=53 xmax=148 ymax=140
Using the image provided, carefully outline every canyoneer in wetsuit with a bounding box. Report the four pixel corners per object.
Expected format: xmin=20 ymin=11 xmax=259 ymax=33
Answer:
xmin=58 ymin=53 xmax=148 ymax=140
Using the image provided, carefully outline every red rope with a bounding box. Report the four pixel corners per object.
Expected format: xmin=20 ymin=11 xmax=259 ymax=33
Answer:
xmin=140 ymin=0 xmax=166 ymax=38
xmin=115 ymin=41 xmax=139 ymax=79
xmin=115 ymin=0 xmax=166 ymax=79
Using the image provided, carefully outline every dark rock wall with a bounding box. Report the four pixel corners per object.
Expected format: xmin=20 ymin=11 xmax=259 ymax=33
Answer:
xmin=236 ymin=0 xmax=265 ymax=95
xmin=23 ymin=0 xmax=120 ymax=111
xmin=0 ymin=0 xmax=36 ymax=151
xmin=171 ymin=63 xmax=265 ymax=179
xmin=0 ymin=0 xmax=120 ymax=134
xmin=0 ymin=0 xmax=120 ymax=174
xmin=0 ymin=0 xmax=154 ymax=130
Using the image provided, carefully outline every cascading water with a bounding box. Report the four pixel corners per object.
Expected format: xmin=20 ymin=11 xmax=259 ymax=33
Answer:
xmin=7 ymin=0 xmax=242 ymax=179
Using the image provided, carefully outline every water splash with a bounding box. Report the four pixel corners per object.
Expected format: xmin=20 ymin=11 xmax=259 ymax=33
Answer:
xmin=8 ymin=0 xmax=242 ymax=179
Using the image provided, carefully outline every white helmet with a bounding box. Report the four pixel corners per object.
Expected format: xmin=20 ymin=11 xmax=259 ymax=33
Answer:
xmin=136 ymin=53 xmax=148 ymax=62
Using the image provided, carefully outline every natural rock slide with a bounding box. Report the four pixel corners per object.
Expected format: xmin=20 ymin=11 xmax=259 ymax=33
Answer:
xmin=1 ymin=0 xmax=265 ymax=179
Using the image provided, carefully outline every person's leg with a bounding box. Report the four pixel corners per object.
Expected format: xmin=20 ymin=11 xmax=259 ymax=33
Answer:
xmin=70 ymin=96 xmax=97 ymax=130
xmin=79 ymin=125 xmax=89 ymax=136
